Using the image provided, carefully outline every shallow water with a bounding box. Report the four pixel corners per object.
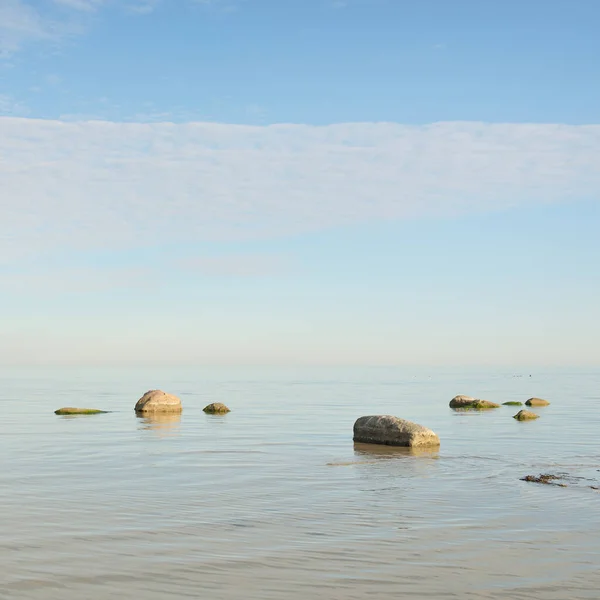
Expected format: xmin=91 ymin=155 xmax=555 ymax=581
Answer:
xmin=1 ymin=366 xmax=599 ymax=599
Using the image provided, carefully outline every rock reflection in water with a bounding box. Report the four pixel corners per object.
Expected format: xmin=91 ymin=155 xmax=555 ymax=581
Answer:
xmin=137 ymin=412 xmax=182 ymax=436
xmin=353 ymin=442 xmax=440 ymax=459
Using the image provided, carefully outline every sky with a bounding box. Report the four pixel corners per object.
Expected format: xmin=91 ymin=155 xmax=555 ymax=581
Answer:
xmin=0 ymin=0 xmax=599 ymax=366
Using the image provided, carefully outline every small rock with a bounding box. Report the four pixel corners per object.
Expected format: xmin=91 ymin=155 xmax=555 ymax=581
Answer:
xmin=54 ymin=407 xmax=108 ymax=415
xmin=135 ymin=390 xmax=182 ymax=413
xmin=525 ymin=397 xmax=550 ymax=407
xmin=449 ymin=395 xmax=500 ymax=409
xmin=353 ymin=415 xmax=440 ymax=448
xmin=513 ymin=409 xmax=540 ymax=421
xmin=203 ymin=402 xmax=231 ymax=414
xmin=502 ymin=401 xmax=523 ymax=406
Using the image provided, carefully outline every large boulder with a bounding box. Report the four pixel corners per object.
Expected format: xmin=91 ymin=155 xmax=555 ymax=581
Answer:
xmin=449 ymin=395 xmax=500 ymax=409
xmin=353 ymin=415 xmax=440 ymax=448
xmin=525 ymin=397 xmax=550 ymax=407
xmin=135 ymin=390 xmax=182 ymax=413
xmin=513 ymin=409 xmax=540 ymax=421
xmin=203 ymin=402 xmax=231 ymax=414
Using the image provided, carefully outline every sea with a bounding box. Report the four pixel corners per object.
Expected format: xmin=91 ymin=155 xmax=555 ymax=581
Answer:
xmin=1 ymin=366 xmax=599 ymax=599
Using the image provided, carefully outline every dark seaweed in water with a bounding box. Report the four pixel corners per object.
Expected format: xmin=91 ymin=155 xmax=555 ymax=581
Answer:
xmin=521 ymin=474 xmax=568 ymax=487
xmin=521 ymin=472 xmax=600 ymax=490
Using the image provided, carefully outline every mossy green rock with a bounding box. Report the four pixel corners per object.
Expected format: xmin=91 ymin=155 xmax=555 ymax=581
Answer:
xmin=55 ymin=407 xmax=108 ymax=415
xmin=449 ymin=395 xmax=500 ymax=409
xmin=502 ymin=401 xmax=523 ymax=406
xmin=513 ymin=409 xmax=540 ymax=421
xmin=525 ymin=397 xmax=550 ymax=407
xmin=203 ymin=402 xmax=231 ymax=414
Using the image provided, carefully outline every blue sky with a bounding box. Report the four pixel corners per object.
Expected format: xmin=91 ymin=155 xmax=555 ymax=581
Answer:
xmin=3 ymin=0 xmax=600 ymax=124
xmin=1 ymin=0 xmax=599 ymax=365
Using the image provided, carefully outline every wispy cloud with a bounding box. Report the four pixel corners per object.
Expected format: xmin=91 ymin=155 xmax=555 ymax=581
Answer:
xmin=44 ymin=73 xmax=63 ymax=86
xmin=191 ymin=0 xmax=243 ymax=13
xmin=0 ymin=0 xmax=157 ymax=57
xmin=53 ymin=0 xmax=105 ymax=12
xmin=0 ymin=94 xmax=29 ymax=115
xmin=0 ymin=253 xmax=289 ymax=298
xmin=0 ymin=265 xmax=154 ymax=294
xmin=1 ymin=117 xmax=599 ymax=266
xmin=0 ymin=0 xmax=56 ymax=56
xmin=53 ymin=0 xmax=158 ymax=13
xmin=125 ymin=0 xmax=160 ymax=15
xmin=180 ymin=254 xmax=290 ymax=277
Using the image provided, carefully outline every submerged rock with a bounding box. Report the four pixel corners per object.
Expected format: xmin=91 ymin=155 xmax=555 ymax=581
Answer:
xmin=513 ymin=409 xmax=540 ymax=421
xmin=135 ymin=390 xmax=182 ymax=413
xmin=525 ymin=397 xmax=550 ymax=407
xmin=353 ymin=415 xmax=440 ymax=448
xmin=449 ymin=395 xmax=500 ymax=409
xmin=54 ymin=407 xmax=108 ymax=415
xmin=203 ymin=402 xmax=231 ymax=414
xmin=502 ymin=401 xmax=523 ymax=406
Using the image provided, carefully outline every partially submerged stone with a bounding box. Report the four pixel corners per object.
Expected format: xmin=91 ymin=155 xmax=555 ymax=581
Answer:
xmin=203 ymin=402 xmax=231 ymax=414
xmin=353 ymin=415 xmax=440 ymax=448
xmin=54 ymin=407 xmax=108 ymax=415
xmin=525 ymin=397 xmax=550 ymax=407
xmin=513 ymin=409 xmax=540 ymax=421
xmin=135 ymin=390 xmax=182 ymax=413
xmin=449 ymin=395 xmax=500 ymax=409
xmin=503 ymin=401 xmax=523 ymax=406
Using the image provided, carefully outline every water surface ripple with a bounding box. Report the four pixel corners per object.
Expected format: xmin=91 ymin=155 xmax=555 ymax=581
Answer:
xmin=1 ymin=367 xmax=599 ymax=599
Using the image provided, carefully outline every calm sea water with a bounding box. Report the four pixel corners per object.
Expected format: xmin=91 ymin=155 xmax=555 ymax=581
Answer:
xmin=1 ymin=366 xmax=599 ymax=599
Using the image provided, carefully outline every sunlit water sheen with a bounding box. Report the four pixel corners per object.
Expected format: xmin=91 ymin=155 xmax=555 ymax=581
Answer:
xmin=2 ymin=367 xmax=599 ymax=599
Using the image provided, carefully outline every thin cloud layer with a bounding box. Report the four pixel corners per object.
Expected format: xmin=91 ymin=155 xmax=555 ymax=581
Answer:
xmin=180 ymin=254 xmax=289 ymax=277
xmin=1 ymin=117 xmax=599 ymax=262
